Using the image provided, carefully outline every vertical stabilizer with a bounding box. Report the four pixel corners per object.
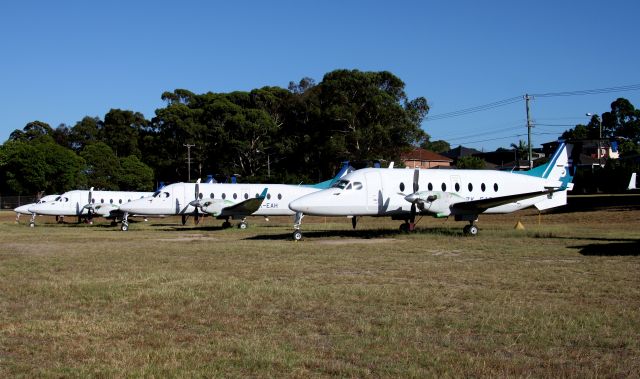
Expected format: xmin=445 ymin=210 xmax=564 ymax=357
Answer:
xmin=629 ymin=173 xmax=637 ymax=190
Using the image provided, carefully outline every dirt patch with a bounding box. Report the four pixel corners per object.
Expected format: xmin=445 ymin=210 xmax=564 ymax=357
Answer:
xmin=316 ymin=238 xmax=396 ymax=245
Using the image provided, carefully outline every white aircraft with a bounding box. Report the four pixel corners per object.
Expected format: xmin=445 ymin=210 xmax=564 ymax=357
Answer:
xmin=289 ymin=141 xmax=575 ymax=240
xmin=28 ymin=188 xmax=154 ymax=227
xmin=117 ymin=164 xmax=353 ymax=231
xmin=14 ymin=194 xmax=60 ymax=224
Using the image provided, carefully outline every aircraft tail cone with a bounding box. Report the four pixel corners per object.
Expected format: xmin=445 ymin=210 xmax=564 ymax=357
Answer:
xmin=514 ymin=221 xmax=525 ymax=230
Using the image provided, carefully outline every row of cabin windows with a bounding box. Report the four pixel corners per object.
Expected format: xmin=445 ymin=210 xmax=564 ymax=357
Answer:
xmin=399 ymin=182 xmax=499 ymax=193
xmin=197 ymin=193 xmax=282 ymax=200
xmin=61 ymin=196 xmax=146 ymax=204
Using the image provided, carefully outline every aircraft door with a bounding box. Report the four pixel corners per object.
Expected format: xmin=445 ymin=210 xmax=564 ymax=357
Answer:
xmin=365 ymin=172 xmax=382 ymax=213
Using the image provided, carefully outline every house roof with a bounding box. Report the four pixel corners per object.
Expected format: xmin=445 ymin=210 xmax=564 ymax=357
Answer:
xmin=401 ymin=148 xmax=452 ymax=162
xmin=441 ymin=145 xmax=483 ymax=159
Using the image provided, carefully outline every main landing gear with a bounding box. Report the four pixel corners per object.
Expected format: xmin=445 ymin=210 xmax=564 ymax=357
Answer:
xmin=455 ymin=214 xmax=479 ymax=236
xmin=237 ymin=217 xmax=248 ymax=230
xmin=121 ymin=212 xmax=129 ymax=231
xmin=29 ymin=212 xmax=36 ymax=228
xmin=463 ymin=222 xmax=478 ymax=236
xmin=399 ymin=220 xmax=416 ymax=233
xmin=292 ymin=212 xmax=304 ymax=241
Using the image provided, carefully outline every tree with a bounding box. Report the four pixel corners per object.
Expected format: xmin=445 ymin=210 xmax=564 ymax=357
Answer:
xmin=510 ymin=140 xmax=530 ymax=161
xmin=69 ymin=116 xmax=103 ymax=152
xmin=102 ymin=109 xmax=146 ymax=158
xmin=80 ymin=142 xmax=121 ymax=189
xmin=118 ymin=155 xmax=154 ymax=190
xmin=421 ymin=135 xmax=450 ymax=153
xmin=456 ymin=156 xmax=485 ymax=169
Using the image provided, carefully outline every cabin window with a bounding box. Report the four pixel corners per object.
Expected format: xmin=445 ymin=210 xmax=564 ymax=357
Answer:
xmin=197 ymin=193 xmax=202 ymax=200
xmin=267 ymin=193 xmax=271 ymax=200
xmin=441 ymin=183 xmax=447 ymax=191
xmin=91 ymin=198 xmax=95 ymax=204
xmin=255 ymin=193 xmax=260 ymax=198
xmin=100 ymin=199 xmax=104 ymax=204
xmin=481 ymin=183 xmax=486 ymax=192
xmin=278 ymin=193 xmax=282 ymax=200
xmin=110 ymin=199 xmax=114 ymax=204
xmin=244 ymin=193 xmax=249 ymax=200
xmin=399 ymin=182 xmax=405 ymax=192
xmin=233 ymin=193 xmax=237 ymax=199
xmin=210 ymin=193 xmax=214 ymax=199
xmin=454 ymin=183 xmax=460 ymax=192
xmin=353 ymin=182 xmax=363 ymax=190
xmin=128 ymin=199 xmax=132 ymax=202
xmin=222 ymin=193 xmax=226 ymax=199
xmin=494 ymin=183 xmax=499 ymax=192
xmin=468 ymin=183 xmax=473 ymax=192
xmin=428 ymin=183 xmax=433 ymax=191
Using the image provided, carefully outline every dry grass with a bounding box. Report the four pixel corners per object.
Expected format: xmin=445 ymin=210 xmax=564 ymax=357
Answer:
xmin=1 ymin=208 xmax=639 ymax=377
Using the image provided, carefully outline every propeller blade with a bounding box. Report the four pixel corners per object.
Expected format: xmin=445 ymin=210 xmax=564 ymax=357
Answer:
xmin=413 ymin=168 xmax=419 ymax=193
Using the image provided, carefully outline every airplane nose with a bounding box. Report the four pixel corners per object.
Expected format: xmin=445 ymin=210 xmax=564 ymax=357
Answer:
xmin=288 ymin=197 xmax=309 ymax=213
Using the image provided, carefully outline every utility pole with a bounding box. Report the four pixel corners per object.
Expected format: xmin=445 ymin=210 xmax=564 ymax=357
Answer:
xmin=525 ymin=94 xmax=533 ymax=169
xmin=183 ymin=143 xmax=195 ymax=182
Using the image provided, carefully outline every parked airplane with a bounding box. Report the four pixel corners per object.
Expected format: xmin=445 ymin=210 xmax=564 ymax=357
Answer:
xmin=28 ymin=188 xmax=154 ymax=227
xmin=289 ymin=141 xmax=576 ymax=240
xmin=14 ymin=194 xmax=60 ymax=224
xmin=117 ymin=163 xmax=353 ymax=231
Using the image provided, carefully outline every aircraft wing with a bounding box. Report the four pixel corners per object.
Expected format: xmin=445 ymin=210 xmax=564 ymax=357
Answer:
xmin=451 ymin=190 xmax=555 ymax=213
xmin=219 ymin=188 xmax=268 ymax=217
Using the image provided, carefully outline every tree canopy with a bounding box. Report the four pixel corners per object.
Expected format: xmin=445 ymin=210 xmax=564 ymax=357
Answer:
xmin=0 ymin=69 xmax=429 ymax=195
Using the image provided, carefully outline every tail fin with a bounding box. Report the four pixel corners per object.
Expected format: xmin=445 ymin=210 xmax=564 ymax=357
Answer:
xmin=628 ymin=173 xmax=637 ymax=190
xmin=308 ymin=161 xmax=354 ymax=189
xmin=519 ymin=141 xmax=575 ymax=190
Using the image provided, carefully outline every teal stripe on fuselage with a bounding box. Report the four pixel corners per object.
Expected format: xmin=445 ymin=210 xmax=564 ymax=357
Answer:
xmin=517 ymin=142 xmax=565 ymax=179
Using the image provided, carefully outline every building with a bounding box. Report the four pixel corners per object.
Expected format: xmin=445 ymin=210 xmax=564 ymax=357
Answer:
xmin=401 ymin=148 xmax=453 ymax=169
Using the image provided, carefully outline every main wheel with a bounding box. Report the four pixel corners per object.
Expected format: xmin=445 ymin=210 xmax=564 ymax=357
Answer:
xmin=238 ymin=222 xmax=248 ymax=230
xmin=293 ymin=230 xmax=303 ymax=241
xmin=29 ymin=222 xmax=35 ymax=228
xmin=121 ymin=224 xmax=129 ymax=231
xmin=468 ymin=225 xmax=478 ymax=236
xmin=399 ymin=223 xmax=409 ymax=233
xmin=222 ymin=221 xmax=232 ymax=229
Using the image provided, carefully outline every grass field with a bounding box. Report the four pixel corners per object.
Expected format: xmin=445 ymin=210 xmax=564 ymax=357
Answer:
xmin=1 ymin=207 xmax=639 ymax=377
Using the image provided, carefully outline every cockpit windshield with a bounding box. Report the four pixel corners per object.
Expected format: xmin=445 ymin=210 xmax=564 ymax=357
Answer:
xmin=152 ymin=190 xmax=162 ymax=198
xmin=332 ymin=180 xmax=350 ymax=189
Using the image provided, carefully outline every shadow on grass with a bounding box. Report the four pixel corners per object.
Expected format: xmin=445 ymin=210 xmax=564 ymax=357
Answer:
xmin=569 ymin=241 xmax=640 ymax=256
xmin=245 ymin=226 xmax=462 ymax=241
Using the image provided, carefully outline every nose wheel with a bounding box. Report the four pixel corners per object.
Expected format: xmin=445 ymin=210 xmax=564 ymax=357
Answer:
xmin=463 ymin=223 xmax=478 ymax=236
xmin=293 ymin=229 xmax=303 ymax=241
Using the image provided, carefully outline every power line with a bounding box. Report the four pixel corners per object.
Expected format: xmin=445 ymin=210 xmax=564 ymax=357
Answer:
xmin=531 ymin=83 xmax=640 ymax=98
xmin=425 ymin=96 xmax=522 ymax=121
xmin=425 ymin=83 xmax=640 ymax=122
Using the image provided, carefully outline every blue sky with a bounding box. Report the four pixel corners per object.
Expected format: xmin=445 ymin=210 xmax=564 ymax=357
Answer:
xmin=1 ymin=0 xmax=639 ymax=151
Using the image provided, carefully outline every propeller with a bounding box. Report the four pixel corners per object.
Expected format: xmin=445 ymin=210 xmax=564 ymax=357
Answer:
xmin=409 ymin=169 xmax=419 ymax=222
xmin=188 ymin=179 xmax=202 ymax=225
xmin=81 ymin=187 xmax=95 ymax=224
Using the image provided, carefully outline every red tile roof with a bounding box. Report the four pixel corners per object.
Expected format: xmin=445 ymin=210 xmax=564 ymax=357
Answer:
xmin=401 ymin=148 xmax=452 ymax=162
